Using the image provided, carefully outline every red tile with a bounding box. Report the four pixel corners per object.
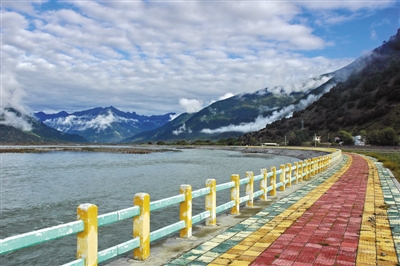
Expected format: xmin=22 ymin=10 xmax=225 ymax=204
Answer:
xmin=272 ymin=258 xmax=295 ymax=266
xmin=251 ymin=154 xmax=367 ymax=266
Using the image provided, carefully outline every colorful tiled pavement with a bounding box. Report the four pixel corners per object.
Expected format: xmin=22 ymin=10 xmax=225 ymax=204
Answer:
xmin=165 ymin=153 xmax=400 ymax=266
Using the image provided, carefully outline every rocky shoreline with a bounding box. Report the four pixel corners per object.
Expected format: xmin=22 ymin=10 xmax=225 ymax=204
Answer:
xmin=0 ymin=145 xmax=332 ymax=160
xmin=0 ymin=146 xmax=179 ymax=154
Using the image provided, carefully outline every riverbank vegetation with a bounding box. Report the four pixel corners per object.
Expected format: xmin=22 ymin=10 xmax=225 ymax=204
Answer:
xmin=344 ymin=148 xmax=400 ymax=182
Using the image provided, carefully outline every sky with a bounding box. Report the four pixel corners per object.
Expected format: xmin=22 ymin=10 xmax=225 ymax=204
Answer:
xmin=2 ymin=0 xmax=399 ymax=116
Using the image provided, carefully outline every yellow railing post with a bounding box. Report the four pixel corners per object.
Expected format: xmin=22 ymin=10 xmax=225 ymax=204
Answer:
xmin=231 ymin=174 xmax=240 ymax=215
xmin=133 ymin=193 xmax=150 ymax=261
xmin=299 ymin=161 xmax=303 ymax=182
xmin=305 ymin=160 xmax=309 ymax=179
xmin=311 ymin=158 xmax=315 ymax=176
xmin=302 ymin=160 xmax=306 ymax=180
xmin=260 ymin=168 xmax=268 ymax=201
xmin=286 ymin=163 xmax=292 ymax=187
xmin=246 ymin=171 xmax=254 ymax=207
xmin=324 ymin=155 xmax=331 ymax=170
xmin=320 ymin=156 xmax=324 ymax=172
xmin=317 ymin=156 xmax=323 ymax=173
xmin=294 ymin=162 xmax=299 ymax=184
xmin=327 ymin=155 xmax=330 ymax=167
xmin=205 ymin=179 xmax=216 ymax=226
xmin=279 ymin=164 xmax=286 ymax=191
xmin=270 ymin=166 xmax=277 ymax=196
xmin=77 ymin=203 xmax=98 ymax=266
xmin=180 ymin=185 xmax=192 ymax=238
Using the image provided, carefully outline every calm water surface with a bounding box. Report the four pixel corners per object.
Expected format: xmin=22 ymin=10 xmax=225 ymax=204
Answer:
xmin=1 ymin=148 xmax=297 ymax=265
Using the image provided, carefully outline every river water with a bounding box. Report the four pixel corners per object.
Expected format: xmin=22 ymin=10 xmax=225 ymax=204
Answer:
xmin=0 ymin=148 xmax=298 ymax=265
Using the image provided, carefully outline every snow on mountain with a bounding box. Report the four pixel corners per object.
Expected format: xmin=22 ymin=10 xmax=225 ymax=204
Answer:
xmin=35 ymin=106 xmax=175 ymax=143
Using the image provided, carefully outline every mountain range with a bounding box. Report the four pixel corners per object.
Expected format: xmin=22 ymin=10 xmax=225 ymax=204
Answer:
xmin=240 ymin=29 xmax=400 ymax=145
xmin=34 ymin=106 xmax=175 ymax=143
xmin=2 ymin=29 xmax=399 ymax=144
xmin=0 ymin=108 xmax=88 ymax=144
xmin=120 ymin=43 xmax=375 ymax=143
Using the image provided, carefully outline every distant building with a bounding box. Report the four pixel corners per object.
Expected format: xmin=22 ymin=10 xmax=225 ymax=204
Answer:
xmin=313 ymin=135 xmax=321 ymax=143
xmin=353 ymin=135 xmax=365 ymax=146
xmin=261 ymin=143 xmax=279 ymax=146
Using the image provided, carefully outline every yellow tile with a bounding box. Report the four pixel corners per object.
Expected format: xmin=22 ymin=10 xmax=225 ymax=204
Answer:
xmin=210 ymin=258 xmax=233 ymax=265
xmin=220 ymin=253 xmax=239 ymax=260
xmin=237 ymin=254 xmax=258 ymax=262
xmin=242 ymin=250 xmax=261 ymax=257
xmin=228 ymin=260 xmax=251 ymax=266
xmin=231 ymin=245 xmax=249 ymax=251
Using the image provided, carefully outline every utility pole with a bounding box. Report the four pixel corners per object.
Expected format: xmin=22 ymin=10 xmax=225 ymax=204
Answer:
xmin=285 ymin=135 xmax=287 ymax=147
xmin=314 ymin=133 xmax=316 ymax=147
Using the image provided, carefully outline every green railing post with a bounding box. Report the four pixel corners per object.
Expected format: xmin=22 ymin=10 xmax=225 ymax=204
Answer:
xmin=270 ymin=166 xmax=277 ymax=196
xmin=133 ymin=193 xmax=150 ymax=261
xmin=279 ymin=164 xmax=286 ymax=191
xmin=180 ymin=185 xmax=192 ymax=238
xmin=260 ymin=168 xmax=268 ymax=201
xmin=230 ymin=174 xmax=240 ymax=215
xmin=77 ymin=204 xmax=98 ymax=266
xmin=205 ymin=179 xmax=216 ymax=226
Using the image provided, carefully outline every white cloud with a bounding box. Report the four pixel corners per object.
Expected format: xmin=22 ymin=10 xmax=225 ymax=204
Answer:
xmin=172 ymin=123 xmax=192 ymax=136
xmin=44 ymin=111 xmax=136 ymax=133
xmin=0 ymin=109 xmax=32 ymax=131
xmin=219 ymin=93 xmax=235 ymax=101
xmin=1 ymin=1 xmax=396 ymax=117
xmin=201 ymin=82 xmax=334 ymax=135
xmin=169 ymin=113 xmax=179 ymax=121
xmin=179 ymin=98 xmax=203 ymax=113
xmin=300 ymin=0 xmax=395 ymax=11
xmin=371 ymin=30 xmax=377 ymax=40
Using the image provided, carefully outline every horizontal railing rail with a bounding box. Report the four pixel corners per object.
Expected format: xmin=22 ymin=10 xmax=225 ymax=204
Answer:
xmin=0 ymin=148 xmax=342 ymax=266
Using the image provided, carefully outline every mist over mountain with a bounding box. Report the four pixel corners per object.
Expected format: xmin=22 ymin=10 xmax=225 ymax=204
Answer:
xmin=122 ymin=44 xmax=379 ymax=143
xmin=0 ymin=108 xmax=88 ymax=144
xmin=122 ymin=30 xmax=400 ymax=144
xmin=35 ymin=106 xmax=176 ymax=143
xmin=240 ymin=29 xmax=400 ymax=145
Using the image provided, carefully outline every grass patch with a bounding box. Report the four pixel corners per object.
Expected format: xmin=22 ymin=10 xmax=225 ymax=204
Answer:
xmin=344 ymin=149 xmax=400 ymax=182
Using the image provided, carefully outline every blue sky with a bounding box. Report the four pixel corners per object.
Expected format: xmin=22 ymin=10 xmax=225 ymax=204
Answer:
xmin=1 ymin=0 xmax=399 ymax=117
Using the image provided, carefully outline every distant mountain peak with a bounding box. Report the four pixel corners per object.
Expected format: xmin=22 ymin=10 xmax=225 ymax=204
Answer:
xmin=0 ymin=107 xmax=88 ymax=144
xmin=34 ymin=107 xmax=176 ymax=143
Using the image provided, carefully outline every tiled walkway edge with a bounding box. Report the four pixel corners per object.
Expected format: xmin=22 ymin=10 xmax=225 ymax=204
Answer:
xmin=165 ymin=154 xmax=400 ymax=266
